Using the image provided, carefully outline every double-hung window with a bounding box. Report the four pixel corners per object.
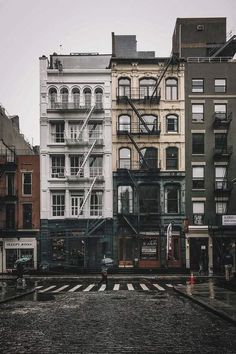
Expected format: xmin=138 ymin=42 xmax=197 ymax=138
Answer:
xmin=22 ymin=172 xmax=32 ymax=195
xmin=90 ymin=191 xmax=103 ymax=216
xmin=192 ymin=104 xmax=204 ymax=122
xmin=118 ymin=186 xmax=133 ymax=214
xmin=52 ymin=193 xmax=65 ymax=216
xmin=192 ymin=166 xmax=205 ymax=189
xmin=51 ymin=156 xmax=65 ymax=178
xmin=214 ymin=104 xmax=227 ymax=120
xmin=214 ymin=79 xmax=226 ymax=93
xmin=192 ymin=79 xmax=204 ymax=93
xmin=193 ymin=202 xmax=204 ymax=225
xmin=192 ymin=133 xmax=204 ymax=154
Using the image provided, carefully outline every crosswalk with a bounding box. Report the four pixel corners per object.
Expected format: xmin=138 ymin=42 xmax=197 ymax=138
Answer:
xmin=35 ymin=282 xmax=180 ymax=294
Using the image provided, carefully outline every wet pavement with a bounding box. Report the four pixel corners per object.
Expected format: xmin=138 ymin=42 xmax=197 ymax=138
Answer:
xmin=174 ymin=279 xmax=236 ymax=324
xmin=0 ymin=280 xmax=35 ymax=303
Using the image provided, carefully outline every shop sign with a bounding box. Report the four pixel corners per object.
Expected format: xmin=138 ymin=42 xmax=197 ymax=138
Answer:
xmin=141 ymin=239 xmax=157 ymax=256
xmin=222 ymin=215 xmax=236 ymax=226
xmin=5 ymin=241 xmax=34 ymax=249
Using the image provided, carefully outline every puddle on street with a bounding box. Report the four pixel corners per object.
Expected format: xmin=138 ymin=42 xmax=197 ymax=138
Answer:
xmin=17 ymin=292 xmax=55 ymax=302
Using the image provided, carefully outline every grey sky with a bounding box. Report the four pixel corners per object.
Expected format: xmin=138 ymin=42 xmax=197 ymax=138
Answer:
xmin=0 ymin=0 xmax=235 ymax=145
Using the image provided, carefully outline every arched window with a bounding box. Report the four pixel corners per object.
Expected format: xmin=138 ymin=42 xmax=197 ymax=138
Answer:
xmin=49 ymin=88 xmax=57 ymax=108
xmin=165 ymin=184 xmax=180 ymax=213
xmin=72 ymin=88 xmax=80 ymax=108
xmin=119 ymin=148 xmax=131 ymax=169
xmin=140 ymin=115 xmax=158 ymax=133
xmin=118 ymin=78 xmax=131 ymax=98
xmin=166 ymin=147 xmax=178 ymax=170
xmin=140 ymin=147 xmax=158 ymax=169
xmin=84 ymin=88 xmax=92 ymax=108
xmin=165 ymin=78 xmax=178 ymax=100
xmin=166 ymin=114 xmax=178 ymax=133
xmin=118 ymin=115 xmax=131 ymax=133
xmin=60 ymin=87 xmax=69 ymax=106
xmin=95 ymin=88 xmax=103 ymax=109
xmin=139 ymin=78 xmax=157 ymax=99
xmin=118 ymin=186 xmax=133 ymax=214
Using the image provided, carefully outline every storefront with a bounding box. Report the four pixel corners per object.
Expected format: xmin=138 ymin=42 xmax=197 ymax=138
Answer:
xmin=2 ymin=238 xmax=37 ymax=272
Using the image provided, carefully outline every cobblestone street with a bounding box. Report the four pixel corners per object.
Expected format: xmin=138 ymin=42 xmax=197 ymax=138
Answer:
xmin=0 ymin=289 xmax=236 ymax=353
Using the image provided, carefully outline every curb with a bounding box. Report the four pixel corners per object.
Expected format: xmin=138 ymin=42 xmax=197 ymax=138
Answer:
xmin=0 ymin=289 xmax=35 ymax=305
xmin=174 ymin=286 xmax=236 ymax=326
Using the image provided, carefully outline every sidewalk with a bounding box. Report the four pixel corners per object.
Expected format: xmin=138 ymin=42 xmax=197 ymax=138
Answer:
xmin=174 ymin=280 xmax=236 ymax=325
xmin=0 ymin=281 xmax=35 ymax=304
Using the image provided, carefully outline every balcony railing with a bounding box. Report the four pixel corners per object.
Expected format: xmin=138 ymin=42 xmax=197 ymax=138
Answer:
xmin=48 ymin=101 xmax=104 ymax=111
xmin=213 ymin=112 xmax=232 ymax=129
xmin=214 ymin=180 xmax=233 ymax=193
xmin=187 ymin=57 xmax=232 ymax=63
xmin=213 ymin=145 xmax=233 ymax=158
xmin=116 ymin=88 xmax=161 ymax=104
xmin=117 ymin=122 xmax=161 ymax=136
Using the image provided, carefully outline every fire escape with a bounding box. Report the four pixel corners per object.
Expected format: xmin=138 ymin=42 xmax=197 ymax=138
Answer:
xmin=0 ymin=139 xmax=17 ymax=238
xmin=116 ymin=55 xmax=178 ymax=235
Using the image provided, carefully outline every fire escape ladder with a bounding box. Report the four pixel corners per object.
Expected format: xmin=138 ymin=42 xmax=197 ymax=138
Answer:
xmin=127 ymin=170 xmax=138 ymax=190
xmin=150 ymin=55 xmax=178 ymax=101
xmin=126 ymin=98 xmax=151 ymax=133
xmin=122 ymin=215 xmax=138 ymax=235
xmin=76 ymin=139 xmax=97 ymax=176
xmin=0 ymin=139 xmax=16 ymax=177
xmin=87 ymin=217 xmax=105 ymax=236
xmin=77 ymin=176 xmax=97 ymax=217
xmin=127 ymin=133 xmax=150 ymax=169
xmin=78 ymin=106 xmax=95 ymax=138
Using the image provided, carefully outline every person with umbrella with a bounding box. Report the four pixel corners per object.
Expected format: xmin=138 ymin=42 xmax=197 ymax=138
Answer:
xmin=98 ymin=256 xmax=114 ymax=287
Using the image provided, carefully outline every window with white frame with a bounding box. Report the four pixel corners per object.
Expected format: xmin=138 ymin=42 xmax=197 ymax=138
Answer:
xmin=70 ymin=156 xmax=84 ymax=177
xmin=216 ymin=201 xmax=227 ymax=214
xmin=214 ymin=79 xmax=226 ymax=93
xmin=84 ymin=88 xmax=91 ymax=108
xmin=89 ymin=156 xmax=103 ymax=177
xmin=118 ymin=78 xmax=131 ymax=98
xmin=71 ymin=193 xmax=84 ymax=216
xmin=22 ymin=172 xmax=32 ymax=195
xmin=214 ymin=104 xmax=227 ymax=119
xmin=192 ymin=104 xmax=204 ymax=122
xmin=215 ymin=166 xmax=227 ymax=190
xmin=118 ymin=115 xmax=131 ymax=133
xmin=88 ymin=123 xmax=103 ymax=142
xmin=69 ymin=123 xmax=82 ymax=140
xmin=51 ymin=122 xmax=65 ymax=143
xmin=139 ymin=78 xmax=157 ymax=98
xmin=118 ymin=186 xmax=133 ymax=214
xmin=60 ymin=87 xmax=69 ymax=107
xmin=51 ymin=156 xmax=65 ymax=178
xmin=166 ymin=114 xmax=178 ymax=133
xmin=165 ymin=78 xmax=178 ymax=100
xmin=192 ymin=166 xmax=205 ymax=189
xmin=95 ymin=88 xmax=103 ymax=109
xmin=72 ymin=88 xmax=80 ymax=107
xmin=90 ymin=191 xmax=103 ymax=216
xmin=49 ymin=87 xmax=57 ymax=108
xmin=192 ymin=79 xmax=204 ymax=93
xmin=119 ymin=148 xmax=131 ymax=169
xmin=193 ymin=202 xmax=204 ymax=225
xmin=52 ymin=193 xmax=65 ymax=216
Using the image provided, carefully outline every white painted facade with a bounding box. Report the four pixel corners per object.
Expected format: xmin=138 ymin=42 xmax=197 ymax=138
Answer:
xmin=40 ymin=55 xmax=112 ymax=221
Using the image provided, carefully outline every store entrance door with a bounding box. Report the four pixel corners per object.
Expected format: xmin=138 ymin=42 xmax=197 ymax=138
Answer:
xmin=190 ymin=238 xmax=208 ymax=273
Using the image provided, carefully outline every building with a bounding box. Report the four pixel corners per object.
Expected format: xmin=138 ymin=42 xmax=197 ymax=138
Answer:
xmin=110 ymin=34 xmax=186 ymax=270
xmin=172 ymin=18 xmax=236 ymax=274
xmin=39 ymin=52 xmax=113 ymax=270
xmin=0 ymin=106 xmax=39 ymax=272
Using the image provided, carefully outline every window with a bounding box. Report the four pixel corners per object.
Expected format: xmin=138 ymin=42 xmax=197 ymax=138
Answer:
xmin=215 ymin=79 xmax=226 ymax=93
xmin=22 ymin=172 xmax=32 ymax=195
xmin=214 ymin=104 xmax=227 ymax=119
xmin=192 ymin=133 xmax=204 ymax=154
xmin=72 ymin=88 xmax=80 ymax=108
xmin=192 ymin=166 xmax=205 ymax=189
xmin=166 ymin=147 xmax=178 ymax=170
xmin=84 ymin=88 xmax=91 ymax=108
xmin=51 ymin=156 xmax=65 ymax=178
xmin=192 ymin=79 xmax=204 ymax=93
xmin=89 ymin=156 xmax=103 ymax=177
xmin=6 ymin=204 xmax=15 ymax=229
xmin=52 ymin=193 xmax=65 ymax=216
xmin=192 ymin=104 xmax=204 ymax=122
xmin=139 ymin=78 xmax=157 ymax=99
xmin=215 ymin=133 xmax=227 ymax=150
xmin=51 ymin=122 xmax=65 ymax=143
xmin=90 ymin=191 xmax=103 ymax=216
xmin=165 ymin=185 xmax=180 ymax=213
xmin=49 ymin=87 xmax=57 ymax=108
xmin=216 ymin=201 xmax=227 ymax=214
xmin=52 ymin=239 xmax=65 ymax=261
xmin=140 ymin=115 xmax=158 ymax=133
xmin=6 ymin=173 xmax=15 ymax=196
xmin=140 ymin=147 xmax=158 ymax=169
xmin=118 ymin=78 xmax=131 ymax=98
xmin=139 ymin=185 xmax=160 ymax=213
xmin=215 ymin=166 xmax=227 ymax=190
xmin=71 ymin=193 xmax=84 ymax=216
xmin=88 ymin=123 xmax=102 ymax=142
xmin=23 ymin=204 xmax=32 ymax=229
xmin=165 ymin=78 xmax=178 ymax=100
xmin=118 ymin=115 xmax=131 ymax=133
xmin=166 ymin=115 xmax=178 ymax=133
xmin=119 ymin=148 xmax=131 ymax=169
xmin=95 ymin=88 xmax=103 ymax=109
xmin=60 ymin=87 xmax=68 ymax=108
xmin=70 ymin=156 xmax=84 ymax=177
xmin=69 ymin=123 xmax=82 ymax=140
xmin=118 ymin=186 xmax=133 ymax=214
xmin=193 ymin=202 xmax=204 ymax=225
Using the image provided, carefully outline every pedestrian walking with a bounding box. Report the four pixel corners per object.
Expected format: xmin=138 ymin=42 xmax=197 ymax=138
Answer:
xmin=223 ymin=249 xmax=233 ymax=281
xmin=99 ymin=266 xmax=108 ymax=286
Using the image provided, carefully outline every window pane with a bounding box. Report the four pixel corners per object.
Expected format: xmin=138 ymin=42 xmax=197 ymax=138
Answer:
xmin=193 ymin=202 xmax=204 ymax=213
xmin=118 ymin=186 xmax=133 ymax=213
xmin=192 ymin=167 xmax=204 ymax=178
xmin=192 ymin=134 xmax=204 ymax=154
xmin=215 ymin=79 xmax=226 ymax=92
xmin=23 ymin=173 xmax=32 ymax=195
xmin=192 ymin=104 xmax=204 ymax=122
xmin=118 ymin=115 xmax=130 ymax=132
xmin=216 ymin=202 xmax=227 ymax=214
xmin=166 ymin=115 xmax=178 ymax=132
xmin=165 ymin=185 xmax=179 ymax=213
xmin=192 ymin=79 xmax=204 ymax=92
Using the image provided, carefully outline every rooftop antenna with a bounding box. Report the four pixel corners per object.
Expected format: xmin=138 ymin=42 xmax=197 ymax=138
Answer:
xmin=60 ymin=44 xmax=62 ymax=55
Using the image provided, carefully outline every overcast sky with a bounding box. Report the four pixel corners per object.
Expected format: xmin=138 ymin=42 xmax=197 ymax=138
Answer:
xmin=0 ymin=0 xmax=235 ymax=145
